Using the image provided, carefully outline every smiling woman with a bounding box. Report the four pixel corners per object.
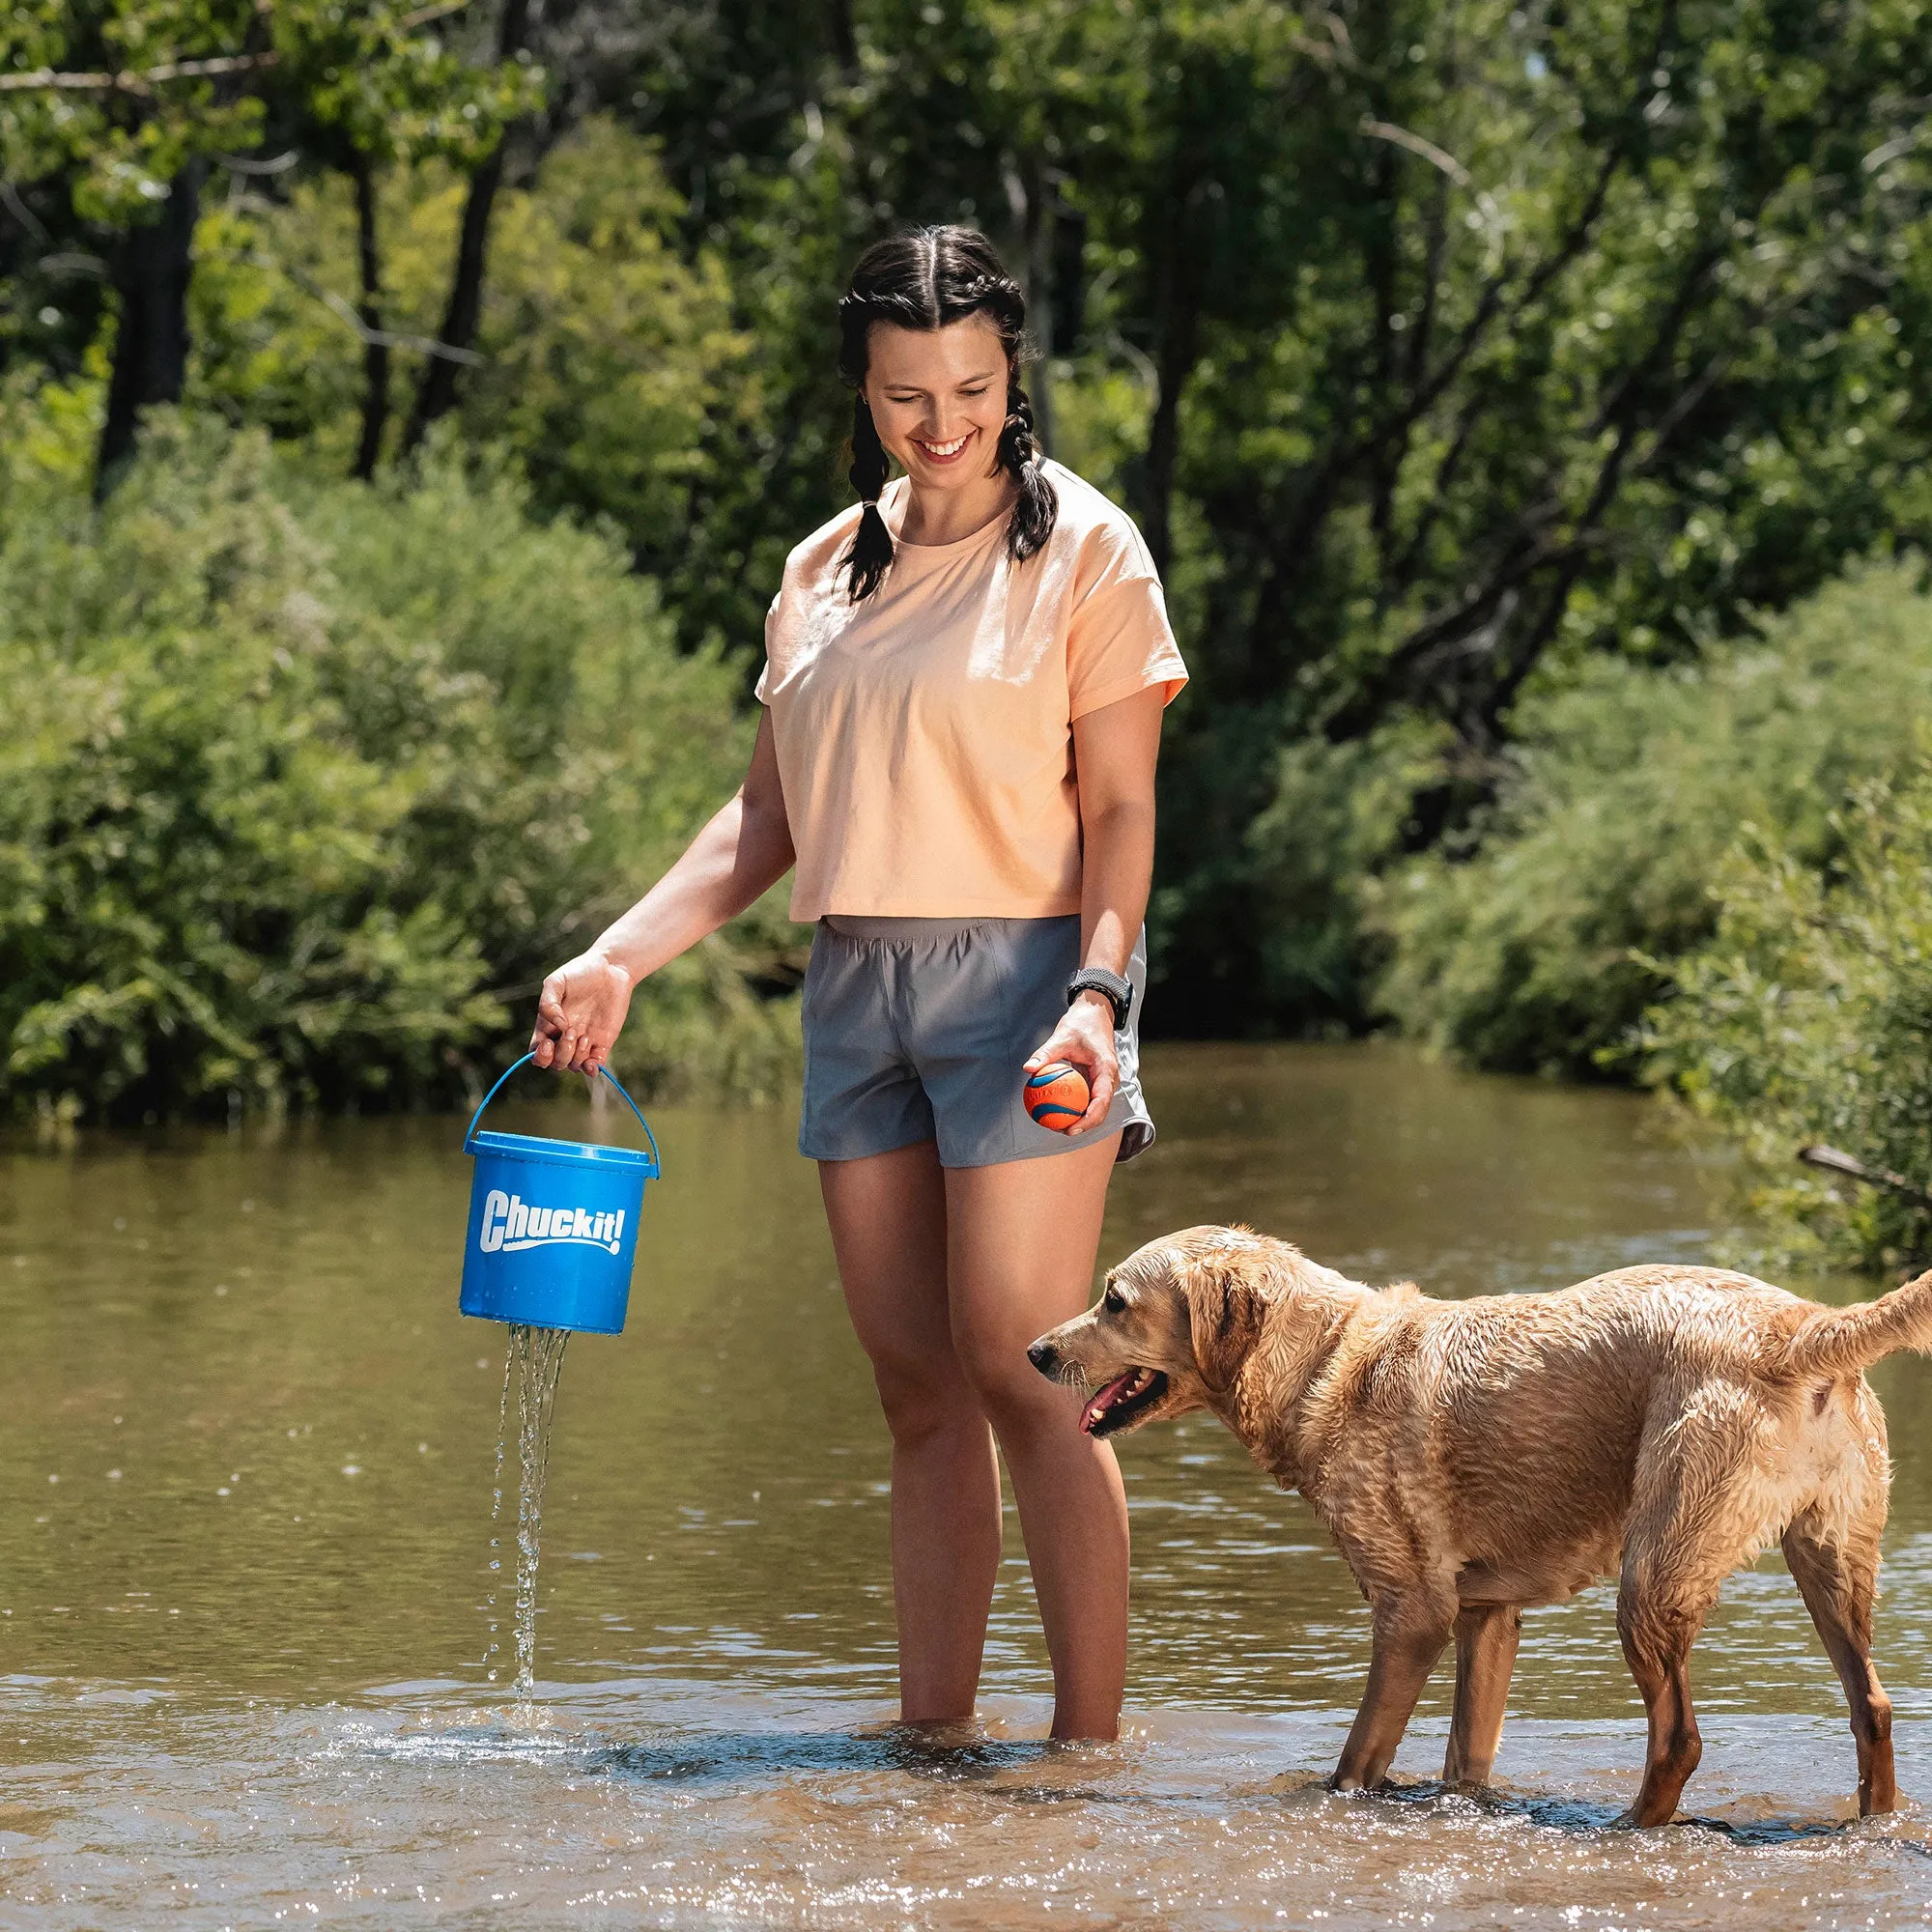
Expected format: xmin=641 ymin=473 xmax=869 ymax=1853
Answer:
xmin=529 ymin=225 xmax=1187 ymax=1743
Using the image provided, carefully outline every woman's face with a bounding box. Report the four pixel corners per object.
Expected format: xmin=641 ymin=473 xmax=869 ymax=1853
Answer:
xmin=862 ymin=317 xmax=1010 ymax=493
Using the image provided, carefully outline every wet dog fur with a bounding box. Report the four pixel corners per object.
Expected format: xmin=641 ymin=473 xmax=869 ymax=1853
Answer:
xmin=1028 ymin=1225 xmax=1932 ymax=1825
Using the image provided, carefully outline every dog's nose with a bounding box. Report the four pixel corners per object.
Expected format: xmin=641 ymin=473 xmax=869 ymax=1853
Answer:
xmin=1027 ymin=1340 xmax=1057 ymax=1374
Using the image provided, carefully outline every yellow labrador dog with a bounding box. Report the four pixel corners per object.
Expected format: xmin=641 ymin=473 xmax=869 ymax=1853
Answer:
xmin=1028 ymin=1225 xmax=1932 ymax=1825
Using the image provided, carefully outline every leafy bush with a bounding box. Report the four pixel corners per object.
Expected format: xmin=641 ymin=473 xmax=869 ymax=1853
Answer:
xmin=0 ymin=412 xmax=801 ymax=1124
xmin=1374 ymin=563 xmax=1932 ymax=1075
xmin=1238 ymin=717 xmax=1454 ymax=1025
xmin=1638 ymin=762 xmax=1932 ymax=1275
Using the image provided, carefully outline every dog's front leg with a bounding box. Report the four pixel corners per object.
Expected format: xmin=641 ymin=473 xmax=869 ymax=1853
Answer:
xmin=1332 ymin=1596 xmax=1456 ymax=1792
xmin=1443 ymin=1605 xmax=1521 ymax=1787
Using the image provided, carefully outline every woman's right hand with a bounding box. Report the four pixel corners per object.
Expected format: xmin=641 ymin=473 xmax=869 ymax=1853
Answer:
xmin=529 ymin=951 xmax=635 ymax=1074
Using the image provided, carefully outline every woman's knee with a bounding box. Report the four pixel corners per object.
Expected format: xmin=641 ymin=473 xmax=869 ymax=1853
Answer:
xmin=952 ymin=1332 xmax=1067 ymax=1440
xmin=867 ymin=1342 xmax=983 ymax=1449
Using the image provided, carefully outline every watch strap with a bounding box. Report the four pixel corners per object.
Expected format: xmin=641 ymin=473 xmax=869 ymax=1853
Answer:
xmin=1066 ymin=966 xmax=1133 ymax=1032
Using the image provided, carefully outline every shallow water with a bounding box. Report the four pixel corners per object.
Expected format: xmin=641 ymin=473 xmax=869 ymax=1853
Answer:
xmin=6 ymin=1042 xmax=1932 ymax=1928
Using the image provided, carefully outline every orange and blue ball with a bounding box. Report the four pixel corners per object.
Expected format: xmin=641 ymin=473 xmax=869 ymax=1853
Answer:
xmin=1024 ymin=1061 xmax=1091 ymax=1131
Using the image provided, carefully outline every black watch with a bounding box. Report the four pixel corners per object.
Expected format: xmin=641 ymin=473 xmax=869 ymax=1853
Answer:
xmin=1066 ymin=967 xmax=1133 ymax=1032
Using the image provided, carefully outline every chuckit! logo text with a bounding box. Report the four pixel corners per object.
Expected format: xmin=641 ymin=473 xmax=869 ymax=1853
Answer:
xmin=477 ymin=1190 xmax=624 ymax=1256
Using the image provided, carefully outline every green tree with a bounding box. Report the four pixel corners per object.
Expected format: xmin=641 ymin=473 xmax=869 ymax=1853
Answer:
xmin=0 ymin=0 xmax=535 ymax=484
xmin=1074 ymin=0 xmax=1932 ymax=1023
xmin=185 ymin=118 xmax=752 ymax=550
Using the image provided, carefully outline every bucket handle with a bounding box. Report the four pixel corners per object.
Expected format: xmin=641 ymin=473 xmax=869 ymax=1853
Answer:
xmin=464 ymin=1052 xmax=661 ymax=1170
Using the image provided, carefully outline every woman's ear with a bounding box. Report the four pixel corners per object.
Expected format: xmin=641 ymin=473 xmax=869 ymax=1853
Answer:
xmin=1184 ymin=1262 xmax=1265 ymax=1394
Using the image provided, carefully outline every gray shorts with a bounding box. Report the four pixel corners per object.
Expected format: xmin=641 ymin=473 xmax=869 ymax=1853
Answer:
xmin=799 ymin=914 xmax=1155 ymax=1169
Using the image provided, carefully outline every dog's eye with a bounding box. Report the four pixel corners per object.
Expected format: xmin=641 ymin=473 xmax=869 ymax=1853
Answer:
xmin=1102 ymin=1285 xmax=1126 ymax=1314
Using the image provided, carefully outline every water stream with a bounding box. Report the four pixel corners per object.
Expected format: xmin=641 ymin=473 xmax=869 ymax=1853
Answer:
xmin=483 ymin=1321 xmax=572 ymax=1698
xmin=8 ymin=1043 xmax=1932 ymax=1927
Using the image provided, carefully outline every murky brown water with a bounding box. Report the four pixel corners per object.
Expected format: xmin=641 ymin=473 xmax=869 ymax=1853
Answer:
xmin=6 ymin=1042 xmax=1932 ymax=1928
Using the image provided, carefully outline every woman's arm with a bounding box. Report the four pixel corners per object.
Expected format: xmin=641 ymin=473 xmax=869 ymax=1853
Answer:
xmin=1023 ymin=685 xmax=1166 ymax=1133
xmin=530 ymin=708 xmax=795 ymax=1074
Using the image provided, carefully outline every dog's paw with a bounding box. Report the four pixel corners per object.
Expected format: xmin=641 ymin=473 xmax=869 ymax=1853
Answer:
xmin=1609 ymin=1804 xmax=1678 ymax=1830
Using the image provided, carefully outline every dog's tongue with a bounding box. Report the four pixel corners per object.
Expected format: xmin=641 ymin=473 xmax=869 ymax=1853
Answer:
xmin=1081 ymin=1371 xmax=1141 ymax=1435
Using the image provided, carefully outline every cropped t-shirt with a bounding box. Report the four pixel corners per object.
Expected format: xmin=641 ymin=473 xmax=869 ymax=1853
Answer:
xmin=754 ymin=460 xmax=1188 ymax=921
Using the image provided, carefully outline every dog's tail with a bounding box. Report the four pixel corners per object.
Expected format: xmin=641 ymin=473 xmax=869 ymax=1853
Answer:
xmin=1783 ymin=1266 xmax=1932 ymax=1379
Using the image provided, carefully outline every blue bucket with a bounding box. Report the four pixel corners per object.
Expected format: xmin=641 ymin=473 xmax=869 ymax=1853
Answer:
xmin=458 ymin=1053 xmax=661 ymax=1335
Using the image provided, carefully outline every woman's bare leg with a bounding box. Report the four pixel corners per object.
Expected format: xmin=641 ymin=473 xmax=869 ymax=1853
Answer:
xmin=820 ymin=1140 xmax=1001 ymax=1723
xmin=946 ymin=1131 xmax=1128 ymax=1740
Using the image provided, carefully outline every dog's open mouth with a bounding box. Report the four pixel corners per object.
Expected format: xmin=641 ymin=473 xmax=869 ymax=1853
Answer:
xmin=1079 ymin=1367 xmax=1169 ymax=1436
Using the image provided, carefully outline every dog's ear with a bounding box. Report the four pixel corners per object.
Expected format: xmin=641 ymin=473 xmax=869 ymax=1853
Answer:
xmin=1183 ymin=1261 xmax=1266 ymax=1394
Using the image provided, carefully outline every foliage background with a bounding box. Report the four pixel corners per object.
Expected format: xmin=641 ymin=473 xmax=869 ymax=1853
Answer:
xmin=6 ymin=0 xmax=1932 ymax=1263
xmin=1638 ymin=752 xmax=1932 ymax=1276
xmin=0 ymin=409 xmax=797 ymax=1122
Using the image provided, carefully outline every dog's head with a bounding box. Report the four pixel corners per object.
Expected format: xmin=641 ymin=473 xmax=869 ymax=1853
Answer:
xmin=1026 ymin=1225 xmax=1277 ymax=1437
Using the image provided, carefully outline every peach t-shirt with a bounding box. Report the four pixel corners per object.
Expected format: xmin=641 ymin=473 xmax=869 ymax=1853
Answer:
xmin=755 ymin=461 xmax=1188 ymax=921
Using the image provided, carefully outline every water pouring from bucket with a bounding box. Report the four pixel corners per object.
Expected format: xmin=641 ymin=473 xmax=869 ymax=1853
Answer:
xmin=459 ymin=1054 xmax=660 ymax=1698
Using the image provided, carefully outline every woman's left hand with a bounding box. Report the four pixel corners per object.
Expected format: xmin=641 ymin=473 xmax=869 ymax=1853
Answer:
xmin=1024 ymin=991 xmax=1119 ymax=1135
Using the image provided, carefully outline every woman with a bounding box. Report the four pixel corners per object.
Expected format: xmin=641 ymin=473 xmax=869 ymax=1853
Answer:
xmin=529 ymin=226 xmax=1187 ymax=1741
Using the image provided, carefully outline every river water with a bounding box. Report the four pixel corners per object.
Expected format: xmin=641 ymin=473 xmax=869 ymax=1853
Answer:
xmin=5 ymin=1042 xmax=1932 ymax=1928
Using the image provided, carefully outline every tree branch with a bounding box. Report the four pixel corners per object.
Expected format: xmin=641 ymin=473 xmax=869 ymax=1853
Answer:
xmin=241 ymin=248 xmax=483 ymax=363
xmin=1446 ymin=245 xmax=1728 ymax=737
xmin=399 ymin=0 xmax=473 ymax=26
xmin=1242 ymin=2 xmax=1684 ymax=688
xmin=1360 ymin=116 xmax=1501 ymax=244
xmin=0 ymin=52 xmax=277 ymax=95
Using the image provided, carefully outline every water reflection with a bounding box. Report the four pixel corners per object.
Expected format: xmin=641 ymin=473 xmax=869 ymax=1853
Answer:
xmin=6 ymin=1042 xmax=1932 ymax=1926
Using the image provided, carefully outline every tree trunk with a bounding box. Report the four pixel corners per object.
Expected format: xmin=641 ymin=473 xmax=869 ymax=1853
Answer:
xmin=1014 ymin=154 xmax=1055 ymax=457
xmin=1134 ymin=151 xmax=1204 ymax=575
xmin=96 ymin=159 xmax=205 ymax=495
xmin=401 ymin=0 xmax=532 ymax=455
xmin=351 ymin=153 xmax=389 ymax=480
xmin=827 ymin=0 xmax=858 ymax=74
xmin=1140 ymin=293 xmax=1197 ymax=575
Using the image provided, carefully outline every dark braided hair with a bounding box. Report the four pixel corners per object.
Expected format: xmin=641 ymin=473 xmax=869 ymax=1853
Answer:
xmin=838 ymin=225 xmax=1058 ymax=601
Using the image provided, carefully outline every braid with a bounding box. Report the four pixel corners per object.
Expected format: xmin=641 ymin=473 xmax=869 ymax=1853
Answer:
xmin=845 ymin=397 xmax=895 ymax=601
xmin=835 ymin=225 xmax=1062 ymax=600
xmin=999 ymin=369 xmax=1057 ymax=565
